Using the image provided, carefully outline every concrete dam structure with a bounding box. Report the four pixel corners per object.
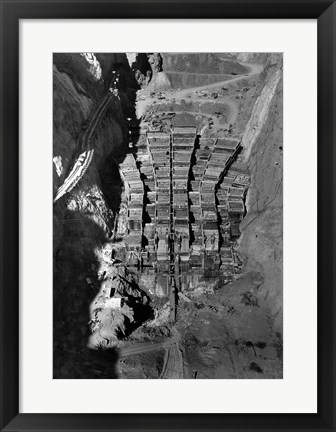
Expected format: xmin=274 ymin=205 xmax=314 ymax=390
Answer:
xmin=117 ymin=125 xmax=250 ymax=316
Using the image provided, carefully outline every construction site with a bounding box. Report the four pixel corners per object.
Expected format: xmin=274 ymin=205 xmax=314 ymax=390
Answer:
xmin=53 ymin=52 xmax=283 ymax=379
xmin=116 ymin=129 xmax=248 ymax=313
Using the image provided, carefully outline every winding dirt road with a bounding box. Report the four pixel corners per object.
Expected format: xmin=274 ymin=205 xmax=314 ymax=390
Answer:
xmin=137 ymin=61 xmax=263 ymax=125
xmin=174 ymin=62 xmax=263 ymax=98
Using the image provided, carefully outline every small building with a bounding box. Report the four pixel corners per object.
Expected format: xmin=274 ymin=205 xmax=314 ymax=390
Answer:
xmin=105 ymin=296 xmax=123 ymax=309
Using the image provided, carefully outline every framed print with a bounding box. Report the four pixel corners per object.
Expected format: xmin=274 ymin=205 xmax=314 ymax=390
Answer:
xmin=0 ymin=1 xmax=335 ymax=431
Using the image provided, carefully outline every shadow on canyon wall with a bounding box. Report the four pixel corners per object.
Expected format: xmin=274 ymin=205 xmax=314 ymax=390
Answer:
xmin=53 ymin=209 xmax=119 ymax=378
xmin=53 ymin=53 xmax=146 ymax=378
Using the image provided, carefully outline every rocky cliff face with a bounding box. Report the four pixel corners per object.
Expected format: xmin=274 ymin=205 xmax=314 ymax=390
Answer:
xmin=53 ymin=53 xmax=138 ymax=251
xmin=53 ymin=54 xmax=143 ymax=375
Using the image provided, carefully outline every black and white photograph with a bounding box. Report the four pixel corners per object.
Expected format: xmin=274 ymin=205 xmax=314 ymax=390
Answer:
xmin=53 ymin=52 xmax=283 ymax=379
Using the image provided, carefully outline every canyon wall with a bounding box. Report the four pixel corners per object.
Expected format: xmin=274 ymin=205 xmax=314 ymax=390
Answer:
xmin=53 ymin=54 xmax=144 ymax=375
xmin=53 ymin=53 xmax=140 ymax=253
xmin=238 ymin=55 xmax=283 ymax=331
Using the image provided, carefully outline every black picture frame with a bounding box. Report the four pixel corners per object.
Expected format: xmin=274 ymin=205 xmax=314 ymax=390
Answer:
xmin=1 ymin=1 xmax=335 ymax=431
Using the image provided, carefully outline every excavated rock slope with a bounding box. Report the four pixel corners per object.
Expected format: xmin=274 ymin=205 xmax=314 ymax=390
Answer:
xmin=161 ymin=53 xmax=249 ymax=89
